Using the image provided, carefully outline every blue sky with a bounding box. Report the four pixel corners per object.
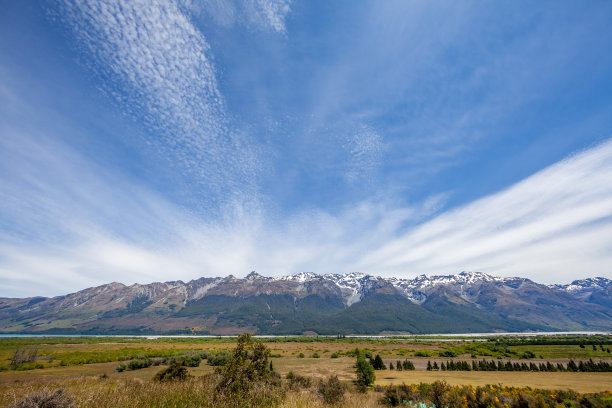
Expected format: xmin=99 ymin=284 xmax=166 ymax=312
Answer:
xmin=1 ymin=0 xmax=612 ymax=297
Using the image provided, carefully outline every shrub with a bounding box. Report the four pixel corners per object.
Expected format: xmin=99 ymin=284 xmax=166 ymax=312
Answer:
xmin=127 ymin=358 xmax=152 ymax=370
xmin=520 ymin=350 xmax=536 ymax=359
xmin=150 ymin=357 xmax=163 ymax=366
xmin=414 ymin=350 xmax=431 ymax=357
xmin=298 ymin=353 xmax=305 ymax=358
xmin=153 ymin=360 xmax=189 ymax=382
xmin=286 ymin=371 xmax=312 ymax=389
xmin=382 ymin=383 xmax=418 ymax=406
xmin=318 ymin=375 xmax=345 ymax=405
xmin=207 ymin=351 xmax=231 ymax=366
xmin=311 ymin=352 xmax=320 ymax=358
xmin=330 ymin=352 xmax=339 ymax=358
xmin=115 ymin=364 xmax=126 ymax=372
xmin=215 ymin=333 xmax=276 ymax=399
xmin=178 ymin=355 xmax=201 ymax=367
xmin=355 ymin=355 xmax=375 ymax=392
xmin=439 ymin=350 xmax=457 ymax=357
xmin=7 ymin=388 xmax=74 ymax=408
xmin=427 ymin=380 xmax=449 ymax=408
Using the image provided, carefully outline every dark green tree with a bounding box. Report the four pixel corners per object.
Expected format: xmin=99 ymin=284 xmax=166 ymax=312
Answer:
xmin=355 ymin=355 xmax=375 ymax=392
xmin=372 ymin=354 xmax=386 ymax=370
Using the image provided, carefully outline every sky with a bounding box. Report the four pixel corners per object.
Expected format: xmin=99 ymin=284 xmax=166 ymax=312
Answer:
xmin=1 ymin=0 xmax=612 ymax=297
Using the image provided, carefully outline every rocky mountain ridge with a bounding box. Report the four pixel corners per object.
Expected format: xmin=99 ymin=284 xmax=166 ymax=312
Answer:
xmin=0 ymin=271 xmax=610 ymax=335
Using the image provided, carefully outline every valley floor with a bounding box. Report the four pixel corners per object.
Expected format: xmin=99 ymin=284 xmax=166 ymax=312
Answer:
xmin=1 ymin=335 xmax=611 ymax=407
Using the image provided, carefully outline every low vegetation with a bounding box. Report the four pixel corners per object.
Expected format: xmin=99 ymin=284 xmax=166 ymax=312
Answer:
xmin=1 ymin=334 xmax=611 ymax=407
xmin=381 ymin=381 xmax=612 ymax=408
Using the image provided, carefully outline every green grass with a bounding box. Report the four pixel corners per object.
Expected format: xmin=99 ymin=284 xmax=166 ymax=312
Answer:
xmin=508 ymin=344 xmax=612 ymax=359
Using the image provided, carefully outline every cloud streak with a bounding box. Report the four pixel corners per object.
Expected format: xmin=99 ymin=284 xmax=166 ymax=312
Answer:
xmin=1 ymin=132 xmax=611 ymax=297
xmin=57 ymin=0 xmax=260 ymax=207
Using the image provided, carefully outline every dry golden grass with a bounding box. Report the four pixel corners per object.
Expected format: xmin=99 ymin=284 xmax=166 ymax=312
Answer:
xmin=375 ymin=370 xmax=612 ymax=393
xmin=0 ymin=375 xmax=382 ymax=408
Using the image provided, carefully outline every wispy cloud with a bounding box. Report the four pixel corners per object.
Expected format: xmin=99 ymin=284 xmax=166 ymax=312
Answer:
xmin=56 ymin=0 xmax=260 ymax=206
xmin=1 ymin=130 xmax=610 ymax=297
xmin=343 ymin=124 xmax=384 ymax=183
xmin=185 ymin=0 xmax=292 ymax=33
xmin=358 ymin=139 xmax=612 ymax=283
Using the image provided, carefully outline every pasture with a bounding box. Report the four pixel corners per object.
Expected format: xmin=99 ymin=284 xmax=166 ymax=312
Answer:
xmin=1 ymin=335 xmax=611 ymax=407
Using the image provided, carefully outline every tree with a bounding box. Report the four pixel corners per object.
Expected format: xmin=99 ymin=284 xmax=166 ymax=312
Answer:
xmin=355 ymin=355 xmax=375 ymax=392
xmin=215 ymin=333 xmax=272 ymax=398
xmin=372 ymin=354 xmax=387 ymax=370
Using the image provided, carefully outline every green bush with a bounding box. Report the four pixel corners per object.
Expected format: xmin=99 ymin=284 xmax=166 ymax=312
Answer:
xmin=178 ymin=355 xmax=201 ymax=367
xmin=207 ymin=351 xmax=231 ymax=366
xmin=127 ymin=358 xmax=152 ymax=370
xmin=520 ymin=350 xmax=536 ymax=359
xmin=311 ymin=352 xmax=320 ymax=358
xmin=153 ymin=360 xmax=189 ymax=382
xmin=215 ymin=333 xmax=277 ymax=399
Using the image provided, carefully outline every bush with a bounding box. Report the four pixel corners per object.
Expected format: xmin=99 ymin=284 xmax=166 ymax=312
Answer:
xmin=207 ymin=351 xmax=231 ymax=366
xmin=439 ymin=350 xmax=457 ymax=357
xmin=298 ymin=353 xmax=305 ymax=358
xmin=520 ymin=350 xmax=536 ymax=359
xmin=330 ymin=352 xmax=339 ymax=358
xmin=355 ymin=355 xmax=375 ymax=392
xmin=127 ymin=358 xmax=152 ymax=370
xmin=115 ymin=364 xmax=126 ymax=372
xmin=178 ymin=355 xmax=201 ymax=367
xmin=153 ymin=360 xmax=189 ymax=382
xmin=414 ymin=350 xmax=431 ymax=357
xmin=286 ymin=371 xmax=312 ymax=389
xmin=7 ymin=388 xmax=74 ymax=408
xmin=318 ymin=375 xmax=345 ymax=405
xmin=311 ymin=352 xmax=320 ymax=358
xmin=215 ymin=333 xmax=276 ymax=399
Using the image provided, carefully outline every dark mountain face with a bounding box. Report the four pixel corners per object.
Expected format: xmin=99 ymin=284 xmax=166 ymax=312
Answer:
xmin=0 ymin=272 xmax=610 ymax=335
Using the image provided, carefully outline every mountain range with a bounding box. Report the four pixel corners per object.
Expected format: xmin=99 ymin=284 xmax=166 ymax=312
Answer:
xmin=1 ymin=271 xmax=610 ymax=335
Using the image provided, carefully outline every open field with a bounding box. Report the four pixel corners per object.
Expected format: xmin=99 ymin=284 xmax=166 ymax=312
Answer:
xmin=1 ymin=336 xmax=611 ymax=407
xmin=375 ymin=371 xmax=612 ymax=393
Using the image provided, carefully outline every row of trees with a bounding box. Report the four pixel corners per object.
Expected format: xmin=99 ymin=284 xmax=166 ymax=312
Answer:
xmin=426 ymin=359 xmax=612 ymax=372
xmin=389 ymin=359 xmax=416 ymax=371
xmin=368 ymin=355 xmax=416 ymax=371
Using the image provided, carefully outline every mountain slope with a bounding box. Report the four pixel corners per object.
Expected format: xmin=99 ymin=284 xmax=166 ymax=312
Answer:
xmin=0 ymin=272 xmax=610 ymax=334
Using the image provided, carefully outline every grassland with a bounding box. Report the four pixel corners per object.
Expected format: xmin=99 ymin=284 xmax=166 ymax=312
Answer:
xmin=1 ymin=335 xmax=611 ymax=407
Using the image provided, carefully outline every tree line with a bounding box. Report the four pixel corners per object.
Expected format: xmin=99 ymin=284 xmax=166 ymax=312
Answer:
xmin=426 ymin=358 xmax=612 ymax=372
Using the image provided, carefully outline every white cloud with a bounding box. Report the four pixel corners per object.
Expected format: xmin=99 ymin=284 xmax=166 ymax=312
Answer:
xmin=358 ymin=139 xmax=612 ymax=283
xmin=57 ymin=0 xmax=259 ymax=203
xmin=184 ymin=0 xmax=292 ymax=33
xmin=1 ymin=126 xmax=611 ymax=297
xmin=343 ymin=124 xmax=384 ymax=183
